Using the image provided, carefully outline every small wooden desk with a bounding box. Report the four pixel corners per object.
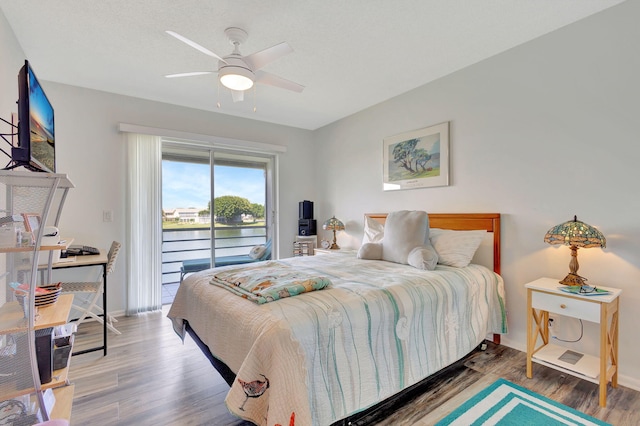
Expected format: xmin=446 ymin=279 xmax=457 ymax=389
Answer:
xmin=51 ymin=252 xmax=109 ymax=356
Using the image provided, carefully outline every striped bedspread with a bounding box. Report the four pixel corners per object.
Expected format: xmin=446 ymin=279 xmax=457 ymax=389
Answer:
xmin=168 ymin=254 xmax=507 ymax=426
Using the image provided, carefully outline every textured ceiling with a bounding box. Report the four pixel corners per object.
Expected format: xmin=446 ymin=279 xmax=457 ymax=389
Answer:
xmin=0 ymin=0 xmax=625 ymax=130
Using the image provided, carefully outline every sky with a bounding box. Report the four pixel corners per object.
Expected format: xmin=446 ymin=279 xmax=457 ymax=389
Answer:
xmin=162 ymin=161 xmax=265 ymax=211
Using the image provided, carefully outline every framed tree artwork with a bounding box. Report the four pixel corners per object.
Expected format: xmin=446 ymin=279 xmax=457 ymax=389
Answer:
xmin=383 ymin=121 xmax=449 ymax=191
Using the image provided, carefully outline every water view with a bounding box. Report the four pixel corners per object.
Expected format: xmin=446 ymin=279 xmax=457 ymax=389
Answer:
xmin=161 ymin=159 xmax=268 ymax=288
xmin=164 ymin=228 xmax=267 ymax=261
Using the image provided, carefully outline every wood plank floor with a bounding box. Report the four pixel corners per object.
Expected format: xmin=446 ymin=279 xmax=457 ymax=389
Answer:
xmin=67 ymin=307 xmax=640 ymax=425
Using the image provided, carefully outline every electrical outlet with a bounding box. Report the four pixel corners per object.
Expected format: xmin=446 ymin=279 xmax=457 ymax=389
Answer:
xmin=103 ymin=210 xmax=113 ymax=222
xmin=548 ymin=316 xmax=557 ymax=338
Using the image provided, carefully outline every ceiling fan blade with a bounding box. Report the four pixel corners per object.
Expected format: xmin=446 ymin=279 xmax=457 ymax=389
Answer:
xmin=166 ymin=30 xmax=227 ymax=63
xmin=231 ymin=90 xmax=245 ymax=103
xmin=165 ymin=71 xmax=215 ymax=78
xmin=255 ymin=70 xmax=304 ymax=93
xmin=245 ymin=42 xmax=293 ymax=70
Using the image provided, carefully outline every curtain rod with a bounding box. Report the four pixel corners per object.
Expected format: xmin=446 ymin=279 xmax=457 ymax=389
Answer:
xmin=118 ymin=123 xmax=287 ymax=154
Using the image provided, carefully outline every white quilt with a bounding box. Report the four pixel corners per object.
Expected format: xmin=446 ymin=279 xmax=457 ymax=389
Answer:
xmin=168 ymin=254 xmax=507 ymax=426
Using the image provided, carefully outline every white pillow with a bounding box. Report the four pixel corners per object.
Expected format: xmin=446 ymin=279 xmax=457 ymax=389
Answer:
xmin=362 ymin=216 xmax=384 ymax=244
xmin=248 ymin=245 xmax=267 ymax=260
xmin=429 ymin=228 xmax=486 ymax=267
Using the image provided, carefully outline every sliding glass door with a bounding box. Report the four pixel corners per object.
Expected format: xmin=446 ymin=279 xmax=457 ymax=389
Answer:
xmin=161 ymin=142 xmax=274 ymax=291
xmin=212 ymin=152 xmax=269 ymax=259
xmin=161 ymin=146 xmax=211 ymax=290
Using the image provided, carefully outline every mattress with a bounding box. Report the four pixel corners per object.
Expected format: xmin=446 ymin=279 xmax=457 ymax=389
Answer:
xmin=168 ymin=253 xmax=507 ymax=426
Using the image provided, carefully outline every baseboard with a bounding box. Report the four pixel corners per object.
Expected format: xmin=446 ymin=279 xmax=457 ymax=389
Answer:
xmin=499 ymin=337 xmax=640 ymax=392
xmin=109 ymin=309 xmax=126 ymax=318
xmin=617 ymin=374 xmax=640 ymax=392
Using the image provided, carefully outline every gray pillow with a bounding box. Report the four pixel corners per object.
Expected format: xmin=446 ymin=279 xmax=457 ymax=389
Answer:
xmin=358 ymin=210 xmax=438 ymax=270
xmin=357 ymin=242 xmax=383 ymax=259
xmin=382 ymin=210 xmax=428 ymax=264
xmin=407 ymin=245 xmax=439 ymax=270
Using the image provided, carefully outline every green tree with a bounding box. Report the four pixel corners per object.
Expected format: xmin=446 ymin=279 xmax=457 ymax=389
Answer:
xmin=249 ymin=203 xmax=265 ymax=220
xmin=392 ymin=139 xmax=419 ymax=173
xmin=414 ymin=148 xmax=432 ymax=171
xmin=214 ymin=195 xmax=252 ymax=223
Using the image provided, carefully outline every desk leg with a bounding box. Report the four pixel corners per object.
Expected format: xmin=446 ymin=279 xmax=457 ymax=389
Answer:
xmin=527 ymin=289 xmax=533 ymax=378
xmin=103 ymin=263 xmax=107 ymax=356
xmin=64 ymin=259 xmax=109 ymax=357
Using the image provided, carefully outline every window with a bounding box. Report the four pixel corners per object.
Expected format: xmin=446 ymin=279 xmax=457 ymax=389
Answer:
xmin=161 ymin=143 xmax=274 ymax=288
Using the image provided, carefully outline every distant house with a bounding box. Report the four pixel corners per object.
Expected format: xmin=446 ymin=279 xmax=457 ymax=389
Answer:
xmin=163 ymin=208 xmax=211 ymax=223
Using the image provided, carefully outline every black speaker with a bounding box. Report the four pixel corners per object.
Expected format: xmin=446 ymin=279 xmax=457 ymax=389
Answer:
xmin=35 ymin=327 xmax=53 ymax=384
xmin=298 ymin=219 xmax=317 ymax=236
xmin=299 ymin=200 xmax=314 ymax=219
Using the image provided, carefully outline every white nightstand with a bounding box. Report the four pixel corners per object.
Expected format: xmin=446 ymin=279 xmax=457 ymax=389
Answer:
xmin=314 ymin=248 xmax=357 ymax=256
xmin=525 ymin=277 xmax=621 ymax=407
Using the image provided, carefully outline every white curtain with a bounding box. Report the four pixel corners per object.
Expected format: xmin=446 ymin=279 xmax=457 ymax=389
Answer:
xmin=126 ymin=133 xmax=162 ymax=314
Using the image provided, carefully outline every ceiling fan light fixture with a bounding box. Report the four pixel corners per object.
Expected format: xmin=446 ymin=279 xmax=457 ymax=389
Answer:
xmin=165 ymin=28 xmax=303 ymax=99
xmin=219 ymin=66 xmax=254 ymax=91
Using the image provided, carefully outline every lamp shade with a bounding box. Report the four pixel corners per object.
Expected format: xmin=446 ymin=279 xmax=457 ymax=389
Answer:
xmin=323 ymin=216 xmax=345 ymax=231
xmin=544 ymin=215 xmax=606 ymax=248
xmin=544 ymin=215 xmax=605 ymax=286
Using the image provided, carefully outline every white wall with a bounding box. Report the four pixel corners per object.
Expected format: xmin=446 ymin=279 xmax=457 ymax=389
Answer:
xmin=0 ymin=9 xmax=24 ymax=140
xmin=0 ymin=9 xmax=25 ymax=306
xmin=313 ymin=0 xmax=640 ymax=387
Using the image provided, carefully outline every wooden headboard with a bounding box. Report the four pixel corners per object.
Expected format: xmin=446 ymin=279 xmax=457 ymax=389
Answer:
xmin=366 ymin=213 xmax=501 ymax=275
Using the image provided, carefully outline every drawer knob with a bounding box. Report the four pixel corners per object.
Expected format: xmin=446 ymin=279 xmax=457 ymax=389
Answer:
xmin=560 ymin=304 xmax=567 ymax=309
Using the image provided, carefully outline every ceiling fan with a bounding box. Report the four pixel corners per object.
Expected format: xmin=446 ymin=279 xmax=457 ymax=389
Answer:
xmin=165 ymin=27 xmax=304 ymax=102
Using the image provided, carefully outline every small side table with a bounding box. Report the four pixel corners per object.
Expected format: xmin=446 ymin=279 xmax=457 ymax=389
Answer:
xmin=525 ymin=277 xmax=621 ymax=407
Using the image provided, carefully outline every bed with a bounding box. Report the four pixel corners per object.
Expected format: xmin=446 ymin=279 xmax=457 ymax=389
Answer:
xmin=168 ymin=212 xmax=507 ymax=426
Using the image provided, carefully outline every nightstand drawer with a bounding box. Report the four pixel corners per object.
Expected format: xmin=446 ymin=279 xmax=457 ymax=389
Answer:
xmin=531 ymin=291 xmax=600 ymax=323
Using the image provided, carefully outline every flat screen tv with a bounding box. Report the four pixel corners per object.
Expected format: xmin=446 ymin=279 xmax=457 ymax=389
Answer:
xmin=12 ymin=60 xmax=55 ymax=173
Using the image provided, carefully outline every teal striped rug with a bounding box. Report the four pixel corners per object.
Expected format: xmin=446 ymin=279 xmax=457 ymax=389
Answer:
xmin=436 ymin=379 xmax=610 ymax=425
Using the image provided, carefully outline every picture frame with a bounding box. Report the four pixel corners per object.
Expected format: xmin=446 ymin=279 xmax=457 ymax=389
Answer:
xmin=22 ymin=213 xmax=41 ymax=233
xmin=383 ymin=121 xmax=449 ymax=191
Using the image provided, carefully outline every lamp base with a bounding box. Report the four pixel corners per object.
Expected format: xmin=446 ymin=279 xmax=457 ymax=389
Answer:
xmin=559 ymin=273 xmax=587 ymax=286
xmin=330 ymin=229 xmax=339 ymax=249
